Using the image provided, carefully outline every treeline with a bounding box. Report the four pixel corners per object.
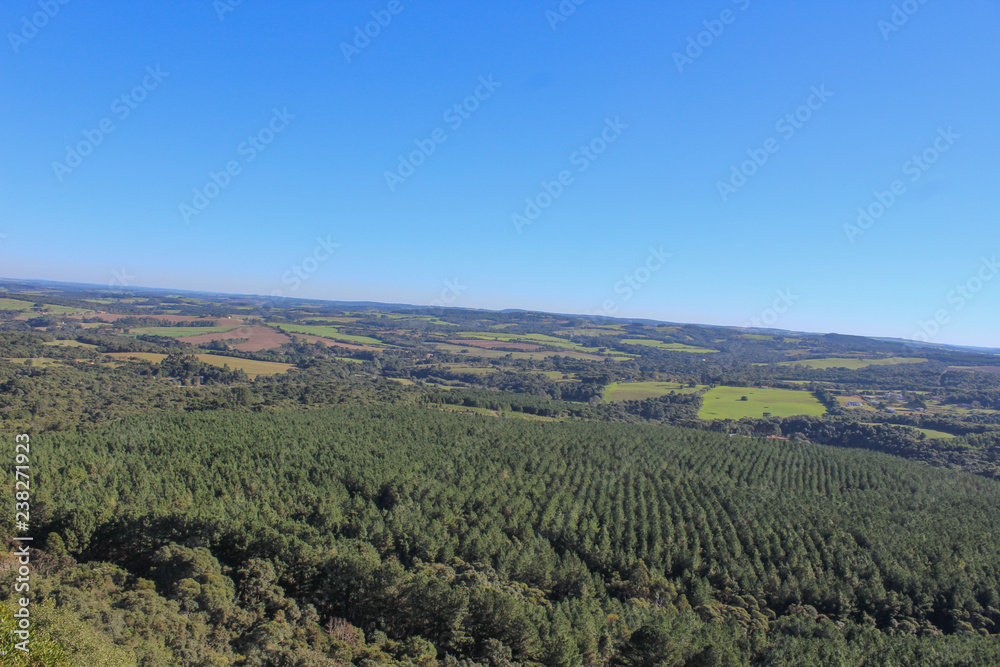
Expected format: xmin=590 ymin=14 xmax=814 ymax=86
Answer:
xmin=702 ymin=416 xmax=1000 ymax=480
xmin=602 ymin=391 xmax=704 ymax=423
xmin=422 ymin=389 xmax=593 ymax=418
xmin=79 ymin=315 xmax=224 ymax=328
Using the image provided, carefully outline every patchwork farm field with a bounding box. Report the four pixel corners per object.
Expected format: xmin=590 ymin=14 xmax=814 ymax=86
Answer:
xmin=0 ymin=298 xmax=35 ymax=310
xmin=620 ymin=339 xmax=717 ymax=353
xmin=561 ymin=327 xmax=629 ymax=336
xmin=129 ymin=325 xmax=246 ymax=337
xmin=778 ymin=357 xmax=928 ymax=370
xmin=106 ymin=352 xmax=294 ymax=378
xmin=276 ymin=324 xmax=382 ymax=345
xmin=284 ymin=333 xmax=380 ymax=351
xmin=699 ymin=386 xmax=827 ymax=420
xmin=456 ymin=331 xmax=592 ymax=348
xmin=430 ymin=342 xmax=606 ymax=361
xmin=0 ymin=298 xmax=91 ymax=314
xmin=90 ymin=314 xmax=240 ymax=324
xmin=448 ymin=332 xmax=635 ymax=358
xmin=447 ymin=339 xmax=541 ymax=351
xmin=375 ymin=314 xmax=458 ymax=325
xmin=603 ymin=381 xmax=707 ymax=402
xmin=299 ymin=316 xmax=361 ymax=323
xmin=181 ymin=325 xmax=291 ymax=351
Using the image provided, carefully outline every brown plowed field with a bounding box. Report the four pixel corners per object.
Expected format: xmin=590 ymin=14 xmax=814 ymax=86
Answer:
xmin=183 ymin=326 xmax=291 ymax=352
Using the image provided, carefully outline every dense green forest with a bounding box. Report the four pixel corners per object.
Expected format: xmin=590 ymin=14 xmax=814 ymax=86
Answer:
xmin=3 ymin=407 xmax=1000 ymax=665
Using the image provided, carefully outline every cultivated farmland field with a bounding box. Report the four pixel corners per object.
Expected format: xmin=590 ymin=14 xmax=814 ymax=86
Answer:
xmin=778 ymin=357 xmax=928 ymax=370
xmin=43 ymin=339 xmax=98 ymax=348
xmin=620 ymin=339 xmax=717 ymax=353
xmin=107 ymin=352 xmax=294 ymax=378
xmin=447 ymin=338 xmax=542 ymax=351
xmin=129 ymin=325 xmax=245 ymax=337
xmin=182 ymin=325 xmax=292 ymax=351
xmin=603 ymin=381 xmax=707 ymax=402
xmin=430 ymin=342 xmax=606 ymax=361
xmin=449 ymin=331 xmax=633 ymax=356
xmin=699 ymin=386 xmax=827 ymax=420
xmin=0 ymin=298 xmax=35 ymax=310
xmin=276 ymin=324 xmax=382 ymax=345
xmin=0 ymin=298 xmax=91 ymax=314
xmin=2 ymin=357 xmax=62 ymax=367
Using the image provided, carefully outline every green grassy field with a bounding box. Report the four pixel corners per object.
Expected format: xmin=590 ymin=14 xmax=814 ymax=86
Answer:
xmin=560 ymin=327 xmax=629 ymax=337
xmin=620 ymin=339 xmax=717 ymax=353
xmin=699 ymin=386 xmax=827 ymax=420
xmin=277 ymin=324 xmax=382 ymax=345
xmin=452 ymin=331 xmax=633 ymax=357
xmin=777 ymin=357 xmax=928 ymax=370
xmin=46 ymin=304 xmax=94 ymax=314
xmin=2 ymin=357 xmax=63 ymax=367
xmin=455 ymin=331 xmax=583 ymax=345
xmin=603 ymin=381 xmax=707 ymax=402
xmin=107 ymin=352 xmax=294 ymax=378
xmin=0 ymin=298 xmax=92 ymax=314
xmin=860 ymin=423 xmax=958 ymax=440
xmin=129 ymin=325 xmax=245 ymax=338
xmin=913 ymin=427 xmax=958 ymax=439
xmin=442 ymin=365 xmax=499 ymax=375
xmin=106 ymin=352 xmax=171 ymax=363
xmin=539 ymin=370 xmax=576 ymax=380
xmin=296 ymin=316 xmax=360 ymax=323
xmin=375 ymin=314 xmax=458 ymax=325
xmin=0 ymin=298 xmax=35 ymax=310
xmin=43 ymin=340 xmax=98 ymax=349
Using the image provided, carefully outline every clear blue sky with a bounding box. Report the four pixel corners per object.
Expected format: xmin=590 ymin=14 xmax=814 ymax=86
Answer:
xmin=2 ymin=0 xmax=999 ymax=346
